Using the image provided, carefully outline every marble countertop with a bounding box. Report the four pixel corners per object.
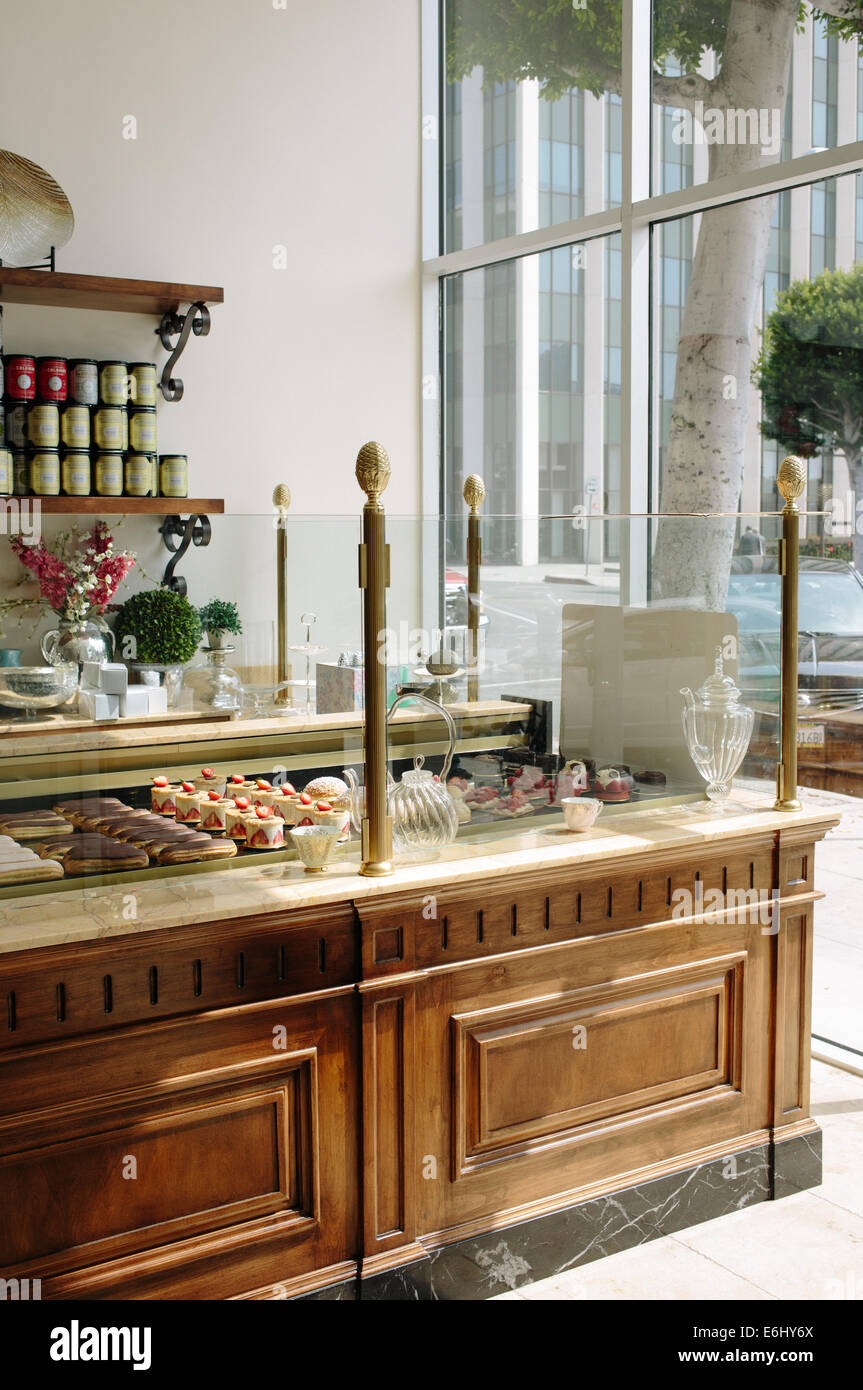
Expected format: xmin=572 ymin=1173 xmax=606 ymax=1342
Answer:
xmin=0 ymin=790 xmax=841 ymax=957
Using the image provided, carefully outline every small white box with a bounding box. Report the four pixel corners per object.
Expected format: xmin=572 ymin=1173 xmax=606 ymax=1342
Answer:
xmin=120 ymin=686 xmax=151 ymax=717
xmin=79 ymin=689 xmax=120 ymax=721
xmin=81 ymin=661 xmax=128 ymax=694
xmin=145 ymin=686 xmax=168 ymax=714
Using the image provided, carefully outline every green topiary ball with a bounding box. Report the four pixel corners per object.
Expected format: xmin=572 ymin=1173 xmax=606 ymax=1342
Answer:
xmin=115 ymin=588 xmax=202 ymax=665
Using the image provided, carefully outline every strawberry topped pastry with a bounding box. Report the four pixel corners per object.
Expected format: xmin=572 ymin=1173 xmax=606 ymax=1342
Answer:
xmin=244 ymin=803 xmax=285 ymax=849
xmin=151 ymin=776 xmax=180 ymax=816
xmin=176 ymin=781 xmax=203 ymax=823
xmin=312 ymin=799 xmax=351 ymax=841
xmin=252 ymin=778 xmax=279 ymax=809
xmin=194 ymin=766 xmax=227 ymax=797
xmin=510 ymin=765 xmax=552 ymax=802
xmin=200 ymin=789 xmax=232 ymax=835
xmin=594 ymin=767 xmax=630 ymax=803
xmin=225 ymin=798 xmax=251 ymax=842
xmin=491 ymin=788 xmax=534 ymax=818
xmin=555 ymin=759 xmax=589 ymax=801
xmin=464 ymin=785 xmax=500 ymax=812
xmin=295 ymin=792 xmax=315 ymax=827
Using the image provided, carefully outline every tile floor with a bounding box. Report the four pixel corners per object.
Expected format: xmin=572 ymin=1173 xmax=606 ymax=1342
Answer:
xmin=492 ymin=1061 xmax=863 ymax=1300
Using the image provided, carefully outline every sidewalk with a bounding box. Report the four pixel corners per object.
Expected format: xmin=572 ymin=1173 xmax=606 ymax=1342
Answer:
xmin=493 ymin=1061 xmax=863 ymax=1300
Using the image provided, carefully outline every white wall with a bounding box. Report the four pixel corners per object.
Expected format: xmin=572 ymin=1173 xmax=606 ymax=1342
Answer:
xmin=0 ymin=0 xmax=423 ymax=665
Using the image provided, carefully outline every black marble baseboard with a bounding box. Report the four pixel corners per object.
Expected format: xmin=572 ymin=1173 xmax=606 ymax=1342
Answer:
xmin=358 ymin=1130 xmax=821 ymax=1301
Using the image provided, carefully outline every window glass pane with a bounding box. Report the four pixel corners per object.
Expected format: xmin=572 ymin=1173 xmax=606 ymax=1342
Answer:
xmin=443 ymin=234 xmax=620 ymax=564
xmin=651 ymin=6 xmax=855 ymax=195
xmin=443 ymin=1 xmax=621 ymax=253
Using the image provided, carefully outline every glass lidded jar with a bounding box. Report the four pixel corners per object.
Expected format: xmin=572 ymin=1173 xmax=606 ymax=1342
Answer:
xmin=389 ymin=757 xmax=460 ymax=853
xmin=680 ymin=648 xmax=755 ymax=804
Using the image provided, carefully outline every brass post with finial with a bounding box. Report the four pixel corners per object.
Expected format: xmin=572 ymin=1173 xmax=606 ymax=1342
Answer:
xmin=273 ymin=484 xmax=292 ymax=703
xmin=463 ymin=474 xmax=485 ymax=702
xmin=356 ymin=442 xmax=394 ymax=876
xmin=774 ymin=456 xmax=805 ymax=811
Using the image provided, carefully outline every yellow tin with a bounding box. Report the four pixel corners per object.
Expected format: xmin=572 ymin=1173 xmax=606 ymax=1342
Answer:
xmin=95 ymin=453 xmax=124 ymax=497
xmin=159 ymin=454 xmax=188 ymax=498
xmin=62 ymin=452 xmax=92 ymax=497
xmin=30 ymin=451 xmax=61 ymax=495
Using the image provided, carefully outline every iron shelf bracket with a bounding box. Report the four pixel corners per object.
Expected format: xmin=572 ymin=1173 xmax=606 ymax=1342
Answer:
xmin=159 ymin=513 xmax=212 ymax=596
xmin=157 ymin=300 xmax=211 ymax=402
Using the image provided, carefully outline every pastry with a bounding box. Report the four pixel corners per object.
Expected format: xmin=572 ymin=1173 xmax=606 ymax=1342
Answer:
xmin=250 ymin=778 xmax=279 ymax=809
xmin=635 ymin=770 xmax=666 ymax=786
xmin=555 ymin=759 xmax=589 ymax=801
xmin=303 ymin=775 xmax=351 ymax=811
xmin=226 ymin=798 xmax=251 ymax=841
xmin=272 ymin=787 xmax=301 ymax=822
xmin=53 ymin=797 xmax=125 ymax=823
xmin=0 ymin=810 xmax=75 ymax=839
xmin=194 ymin=766 xmax=227 ymax=797
xmin=311 ymin=800 xmax=350 ymax=841
xmin=157 ymin=834 xmax=237 ymax=864
xmin=175 ymin=781 xmax=203 ymax=824
xmin=226 ymin=773 xmax=255 ymax=798
xmin=243 ymin=806 xmax=285 ymax=849
xmin=293 ymin=792 xmax=316 ymax=827
xmin=594 ymin=768 xmax=631 ymax=803
xmin=490 ymin=790 xmax=534 ymax=819
xmin=151 ymin=776 xmax=181 ymax=815
xmin=199 ymin=791 xmax=232 ymax=834
xmin=61 ymin=835 xmax=150 ymax=875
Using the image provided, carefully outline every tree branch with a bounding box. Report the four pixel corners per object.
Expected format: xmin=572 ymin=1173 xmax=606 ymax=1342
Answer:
xmin=652 ymin=71 xmax=721 ymax=112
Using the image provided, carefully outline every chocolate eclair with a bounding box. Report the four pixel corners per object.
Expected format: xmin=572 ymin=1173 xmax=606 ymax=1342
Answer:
xmin=60 ymin=835 xmax=150 ymax=875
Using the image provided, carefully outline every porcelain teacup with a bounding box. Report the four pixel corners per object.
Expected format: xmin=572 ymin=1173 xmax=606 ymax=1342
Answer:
xmin=561 ymin=796 xmax=603 ymax=832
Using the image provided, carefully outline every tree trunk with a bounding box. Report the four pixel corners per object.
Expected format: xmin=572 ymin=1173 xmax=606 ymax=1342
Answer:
xmin=850 ymin=458 xmax=863 ymax=576
xmin=652 ymin=0 xmax=798 ymax=609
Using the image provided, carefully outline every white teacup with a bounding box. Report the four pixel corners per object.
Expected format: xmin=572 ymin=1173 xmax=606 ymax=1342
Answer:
xmin=561 ymin=796 xmax=603 ymax=832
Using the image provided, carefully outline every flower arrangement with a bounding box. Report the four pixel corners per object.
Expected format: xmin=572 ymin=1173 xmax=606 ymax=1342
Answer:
xmin=5 ymin=523 xmax=136 ymax=631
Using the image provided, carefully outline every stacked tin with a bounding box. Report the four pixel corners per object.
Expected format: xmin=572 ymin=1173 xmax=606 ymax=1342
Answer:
xmin=0 ymin=351 xmax=188 ymax=498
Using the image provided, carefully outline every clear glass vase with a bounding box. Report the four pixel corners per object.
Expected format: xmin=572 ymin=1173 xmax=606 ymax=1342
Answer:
xmin=389 ymin=763 xmax=460 ymax=852
xmin=681 ymin=649 xmax=755 ymax=804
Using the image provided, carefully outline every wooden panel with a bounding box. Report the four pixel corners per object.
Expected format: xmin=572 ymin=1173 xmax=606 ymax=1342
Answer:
xmin=362 ymin=983 xmax=417 ymax=1254
xmin=452 ymin=957 xmax=743 ymax=1175
xmin=773 ymin=909 xmax=812 ymax=1127
xmin=0 ymin=904 xmax=357 ymax=1051
xmin=23 ymin=497 xmax=225 ymax=515
xmin=0 ymin=989 xmax=358 ymax=1300
xmin=0 ymin=1069 xmax=309 ymax=1270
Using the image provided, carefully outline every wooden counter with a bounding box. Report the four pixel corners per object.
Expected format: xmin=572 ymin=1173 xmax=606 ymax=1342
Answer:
xmin=0 ymin=793 xmax=838 ymax=1300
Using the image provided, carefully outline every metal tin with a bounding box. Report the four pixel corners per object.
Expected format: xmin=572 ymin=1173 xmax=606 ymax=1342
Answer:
xmin=27 ymin=403 xmax=60 ymax=449
xmin=6 ymin=355 xmax=36 ymax=401
xmin=13 ymin=452 xmax=30 ymax=496
xmin=124 ymin=453 xmax=154 ymax=496
xmin=60 ymin=404 xmax=91 ymax=449
xmin=128 ymin=408 xmax=157 ymax=453
xmin=30 ymin=451 xmax=61 ymax=495
xmin=99 ymin=360 xmax=131 ymax=406
xmin=0 ymin=402 xmax=5 ymax=447
xmin=8 ymin=404 xmax=28 ymax=449
xmin=94 ymin=406 xmax=128 ymax=452
xmin=159 ymin=454 xmax=188 ymax=498
xmin=69 ymin=359 xmax=98 ymax=406
xmin=129 ymin=362 xmax=158 ymax=409
xmin=36 ymin=357 xmax=67 ymax=402
xmin=62 ymin=451 xmax=92 ymax=497
xmin=94 ymin=453 xmax=124 ymax=496
xmin=0 ymin=448 xmax=12 ymax=494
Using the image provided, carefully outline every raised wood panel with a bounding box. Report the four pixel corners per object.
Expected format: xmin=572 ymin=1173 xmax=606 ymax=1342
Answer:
xmin=0 ymin=1070 xmax=309 ymax=1272
xmin=0 ymin=990 xmax=358 ymax=1300
xmin=0 ymin=905 xmax=357 ymax=1051
xmin=452 ymin=957 xmax=744 ymax=1176
xmin=362 ymin=984 xmax=417 ymax=1255
xmin=415 ymin=914 xmax=769 ymax=1242
xmin=773 ymin=909 xmax=813 ymax=1127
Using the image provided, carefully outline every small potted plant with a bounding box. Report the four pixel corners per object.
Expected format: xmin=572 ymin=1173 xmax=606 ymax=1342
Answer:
xmin=198 ymin=599 xmax=242 ymax=650
xmin=114 ymin=589 xmax=202 ymax=707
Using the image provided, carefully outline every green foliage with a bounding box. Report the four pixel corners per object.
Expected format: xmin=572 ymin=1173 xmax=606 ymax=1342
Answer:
xmin=753 ymin=264 xmax=863 ymax=466
xmin=198 ymin=599 xmax=243 ymax=635
xmin=445 ymin=0 xmax=732 ymax=98
xmin=814 ymin=3 xmax=863 ymax=44
xmin=115 ymin=588 xmax=202 ymax=665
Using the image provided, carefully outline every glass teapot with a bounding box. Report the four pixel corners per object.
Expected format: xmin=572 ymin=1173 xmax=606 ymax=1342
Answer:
xmin=343 ymin=686 xmax=459 ymax=853
xmin=680 ymin=648 xmax=755 ymax=804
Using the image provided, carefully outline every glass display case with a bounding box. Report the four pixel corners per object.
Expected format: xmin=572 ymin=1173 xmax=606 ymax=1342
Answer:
xmin=0 ymin=499 xmax=798 ymax=897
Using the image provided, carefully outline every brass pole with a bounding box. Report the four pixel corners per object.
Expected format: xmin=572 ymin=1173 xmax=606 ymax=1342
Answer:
xmin=774 ymin=456 xmax=805 ymax=811
xmin=356 ymin=442 xmax=393 ymax=876
xmin=273 ymin=484 xmax=291 ymax=701
xmin=463 ymin=474 xmax=485 ymax=702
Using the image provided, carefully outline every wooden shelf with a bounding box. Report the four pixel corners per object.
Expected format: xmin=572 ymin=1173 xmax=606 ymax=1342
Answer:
xmin=0 ymin=268 xmax=224 ymax=316
xmin=12 ymin=496 xmax=225 ymax=515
